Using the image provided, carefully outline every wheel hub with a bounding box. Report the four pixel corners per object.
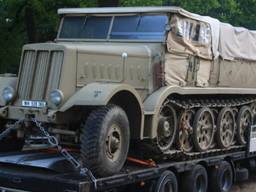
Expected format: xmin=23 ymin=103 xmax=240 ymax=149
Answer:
xmin=106 ymin=124 xmax=121 ymax=160
xmin=159 ymin=118 xmax=172 ymax=138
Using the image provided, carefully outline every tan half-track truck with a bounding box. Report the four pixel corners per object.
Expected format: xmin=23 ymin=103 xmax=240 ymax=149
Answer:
xmin=1 ymin=7 xmax=256 ymax=177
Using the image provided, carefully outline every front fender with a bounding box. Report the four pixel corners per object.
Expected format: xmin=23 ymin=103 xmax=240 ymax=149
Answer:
xmin=143 ymin=85 xmax=188 ymax=138
xmin=60 ymin=82 xmax=143 ymax=112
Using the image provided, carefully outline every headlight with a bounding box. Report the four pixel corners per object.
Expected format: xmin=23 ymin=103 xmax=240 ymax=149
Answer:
xmin=49 ymin=89 xmax=64 ymax=106
xmin=2 ymin=86 xmax=15 ymax=103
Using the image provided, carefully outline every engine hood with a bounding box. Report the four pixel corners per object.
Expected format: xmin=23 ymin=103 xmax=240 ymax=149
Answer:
xmin=16 ymin=42 xmax=160 ymax=109
xmin=71 ymin=43 xmax=155 ymax=90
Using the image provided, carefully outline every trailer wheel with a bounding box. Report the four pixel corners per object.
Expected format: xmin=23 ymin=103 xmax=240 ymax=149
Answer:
xmin=209 ymin=161 xmax=233 ymax=192
xmin=154 ymin=171 xmax=178 ymax=192
xmin=182 ymin=164 xmax=208 ymax=192
xmin=80 ymin=105 xmax=130 ymax=177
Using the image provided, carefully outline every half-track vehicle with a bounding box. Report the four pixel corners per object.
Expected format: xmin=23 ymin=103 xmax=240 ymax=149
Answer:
xmin=1 ymin=7 xmax=256 ymax=177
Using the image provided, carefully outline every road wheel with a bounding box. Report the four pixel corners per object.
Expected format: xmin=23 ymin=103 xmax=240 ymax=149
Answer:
xmin=237 ymin=106 xmax=252 ymax=145
xmin=177 ymin=110 xmax=194 ymax=152
xmin=153 ymin=171 xmax=178 ymax=192
xmin=209 ymin=161 xmax=233 ymax=192
xmin=216 ymin=108 xmax=235 ymax=149
xmin=0 ymin=119 xmax=24 ymax=152
xmin=250 ymin=102 xmax=256 ymax=125
xmin=80 ymin=105 xmax=130 ymax=177
xmin=181 ymin=164 xmax=208 ymax=192
xmin=193 ymin=107 xmax=215 ymax=152
xmin=157 ymin=102 xmax=177 ymax=152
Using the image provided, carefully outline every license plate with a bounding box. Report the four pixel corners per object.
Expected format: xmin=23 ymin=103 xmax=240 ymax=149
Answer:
xmin=22 ymin=100 xmax=47 ymax=108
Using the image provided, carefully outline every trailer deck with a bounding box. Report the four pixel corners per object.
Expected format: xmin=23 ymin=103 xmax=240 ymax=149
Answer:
xmin=0 ymin=148 xmax=253 ymax=192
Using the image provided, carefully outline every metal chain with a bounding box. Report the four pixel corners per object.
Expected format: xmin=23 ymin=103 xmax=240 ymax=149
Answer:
xmin=0 ymin=119 xmax=24 ymax=141
xmin=31 ymin=118 xmax=98 ymax=189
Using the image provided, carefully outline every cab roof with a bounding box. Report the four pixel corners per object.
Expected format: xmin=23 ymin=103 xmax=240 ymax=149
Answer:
xmin=58 ymin=6 xmax=183 ymax=15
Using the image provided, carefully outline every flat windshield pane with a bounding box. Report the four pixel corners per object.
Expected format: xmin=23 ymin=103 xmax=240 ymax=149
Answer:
xmin=59 ymin=14 xmax=168 ymax=41
xmin=59 ymin=16 xmax=111 ymax=39
xmin=110 ymin=15 xmax=168 ymax=40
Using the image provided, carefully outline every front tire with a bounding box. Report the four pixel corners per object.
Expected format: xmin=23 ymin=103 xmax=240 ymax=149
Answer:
xmin=80 ymin=105 xmax=130 ymax=177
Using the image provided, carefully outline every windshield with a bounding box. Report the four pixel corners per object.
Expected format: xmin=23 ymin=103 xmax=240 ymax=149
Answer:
xmin=59 ymin=14 xmax=168 ymax=41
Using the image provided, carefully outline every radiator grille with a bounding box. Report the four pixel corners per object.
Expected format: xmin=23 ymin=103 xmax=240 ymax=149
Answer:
xmin=18 ymin=50 xmax=64 ymax=101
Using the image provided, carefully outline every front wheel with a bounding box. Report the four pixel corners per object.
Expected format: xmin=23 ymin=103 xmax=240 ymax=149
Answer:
xmin=80 ymin=105 xmax=130 ymax=177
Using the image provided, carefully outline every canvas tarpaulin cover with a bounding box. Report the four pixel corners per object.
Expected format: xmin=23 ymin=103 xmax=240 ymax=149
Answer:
xmin=167 ymin=15 xmax=213 ymax=60
xmin=165 ymin=53 xmax=211 ymax=87
xmin=219 ymin=23 xmax=256 ymax=61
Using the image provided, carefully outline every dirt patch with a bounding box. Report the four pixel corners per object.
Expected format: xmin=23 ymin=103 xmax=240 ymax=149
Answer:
xmin=231 ymin=176 xmax=256 ymax=192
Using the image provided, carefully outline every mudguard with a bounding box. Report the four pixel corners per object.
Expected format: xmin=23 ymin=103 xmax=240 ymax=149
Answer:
xmin=60 ymin=82 xmax=143 ymax=112
xmin=144 ymin=85 xmax=256 ymax=138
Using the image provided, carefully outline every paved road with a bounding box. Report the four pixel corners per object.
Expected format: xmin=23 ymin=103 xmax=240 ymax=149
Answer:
xmin=231 ymin=175 xmax=256 ymax=192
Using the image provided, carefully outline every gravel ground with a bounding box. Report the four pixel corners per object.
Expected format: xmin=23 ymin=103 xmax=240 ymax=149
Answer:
xmin=231 ymin=175 xmax=256 ymax=192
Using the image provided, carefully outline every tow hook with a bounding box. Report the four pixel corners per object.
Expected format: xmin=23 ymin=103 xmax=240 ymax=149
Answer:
xmin=0 ymin=107 xmax=8 ymax=118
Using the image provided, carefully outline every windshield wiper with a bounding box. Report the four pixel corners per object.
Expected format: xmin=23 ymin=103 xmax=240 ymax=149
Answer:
xmin=136 ymin=15 xmax=142 ymax=31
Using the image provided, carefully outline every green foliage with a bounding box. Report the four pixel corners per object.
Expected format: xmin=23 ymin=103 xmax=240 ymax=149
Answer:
xmin=121 ymin=0 xmax=163 ymax=6
xmin=0 ymin=0 xmax=256 ymax=74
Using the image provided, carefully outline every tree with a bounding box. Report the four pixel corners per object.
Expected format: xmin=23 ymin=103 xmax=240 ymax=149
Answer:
xmin=1 ymin=0 xmax=256 ymax=74
xmin=98 ymin=0 xmax=119 ymax=7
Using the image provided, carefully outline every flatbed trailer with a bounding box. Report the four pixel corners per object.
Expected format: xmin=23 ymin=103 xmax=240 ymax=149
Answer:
xmin=0 ymin=125 xmax=255 ymax=192
xmin=0 ymin=143 xmax=255 ymax=192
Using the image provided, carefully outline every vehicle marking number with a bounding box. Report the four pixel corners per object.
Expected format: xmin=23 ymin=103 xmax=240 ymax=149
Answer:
xmin=22 ymin=100 xmax=47 ymax=108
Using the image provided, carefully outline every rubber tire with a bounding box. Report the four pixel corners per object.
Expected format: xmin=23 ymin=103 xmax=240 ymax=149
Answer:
xmin=154 ymin=171 xmax=178 ymax=192
xmin=209 ymin=161 xmax=233 ymax=192
xmin=0 ymin=119 xmax=24 ymax=152
xmin=81 ymin=105 xmax=130 ymax=177
xmin=181 ymin=164 xmax=208 ymax=192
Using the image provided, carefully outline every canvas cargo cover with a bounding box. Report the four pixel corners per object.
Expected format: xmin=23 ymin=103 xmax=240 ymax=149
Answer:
xmin=174 ymin=10 xmax=220 ymax=59
xmin=167 ymin=15 xmax=213 ymax=60
xmin=168 ymin=8 xmax=256 ymax=61
xmin=219 ymin=23 xmax=256 ymax=61
xmin=165 ymin=53 xmax=211 ymax=87
xmin=218 ymin=59 xmax=256 ymax=88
